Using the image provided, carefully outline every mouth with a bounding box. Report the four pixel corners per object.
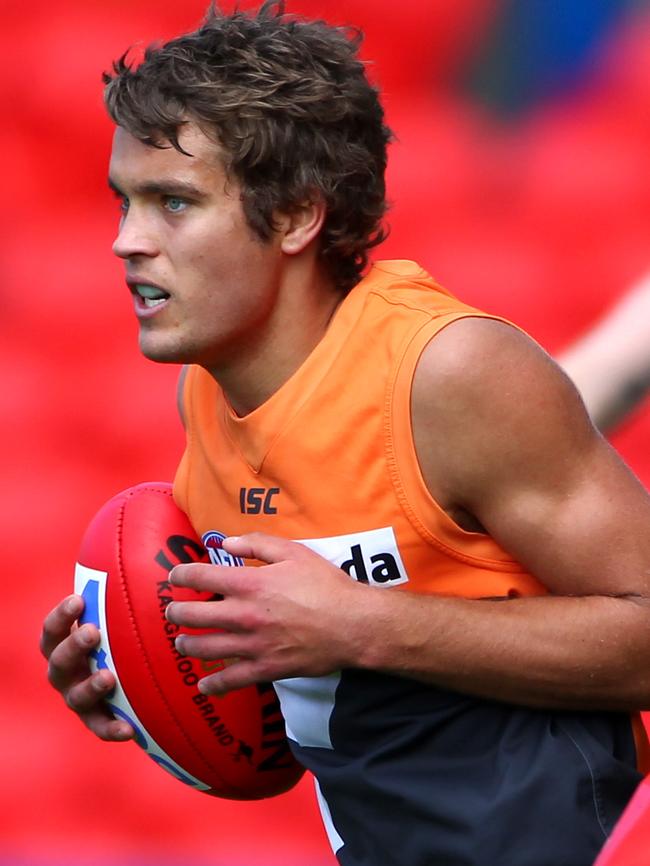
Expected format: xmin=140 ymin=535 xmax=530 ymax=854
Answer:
xmin=132 ymin=283 xmax=170 ymax=306
xmin=127 ymin=280 xmax=171 ymax=316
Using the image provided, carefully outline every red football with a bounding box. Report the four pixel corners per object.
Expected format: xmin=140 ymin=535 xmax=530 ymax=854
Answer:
xmin=73 ymin=481 xmax=303 ymax=799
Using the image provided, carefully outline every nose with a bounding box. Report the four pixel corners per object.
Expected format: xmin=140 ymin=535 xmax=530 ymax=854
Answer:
xmin=112 ymin=209 xmax=159 ymax=260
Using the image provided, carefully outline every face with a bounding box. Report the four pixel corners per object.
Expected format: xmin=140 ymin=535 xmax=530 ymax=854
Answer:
xmin=109 ymin=124 xmax=285 ymax=368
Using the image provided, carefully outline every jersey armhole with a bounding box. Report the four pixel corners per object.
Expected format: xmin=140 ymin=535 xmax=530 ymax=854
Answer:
xmin=385 ymin=312 xmax=536 ymax=572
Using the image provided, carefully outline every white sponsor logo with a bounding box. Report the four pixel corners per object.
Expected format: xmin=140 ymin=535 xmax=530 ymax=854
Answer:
xmin=298 ymin=526 xmax=409 ymax=587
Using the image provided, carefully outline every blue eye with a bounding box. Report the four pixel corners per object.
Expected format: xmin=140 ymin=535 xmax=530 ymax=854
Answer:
xmin=165 ymin=197 xmax=187 ymax=213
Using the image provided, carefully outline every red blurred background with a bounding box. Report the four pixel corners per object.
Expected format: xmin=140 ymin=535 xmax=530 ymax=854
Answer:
xmin=3 ymin=1 xmax=650 ymax=863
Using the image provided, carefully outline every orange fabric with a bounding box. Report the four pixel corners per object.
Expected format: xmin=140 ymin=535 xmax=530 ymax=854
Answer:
xmin=174 ymin=258 xmax=649 ymax=770
xmin=174 ymin=259 xmax=546 ymax=599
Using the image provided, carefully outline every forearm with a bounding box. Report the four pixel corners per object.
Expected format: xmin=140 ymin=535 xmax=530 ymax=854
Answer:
xmin=168 ymin=535 xmax=650 ymax=707
xmin=353 ymin=589 xmax=650 ymax=711
xmin=559 ymin=275 xmax=650 ymax=432
xmin=560 ymin=337 xmax=650 ymax=433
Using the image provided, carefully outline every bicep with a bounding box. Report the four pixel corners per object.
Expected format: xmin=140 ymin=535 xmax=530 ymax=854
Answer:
xmin=412 ymin=318 xmax=650 ymax=598
xmin=480 ymin=432 xmax=650 ymax=597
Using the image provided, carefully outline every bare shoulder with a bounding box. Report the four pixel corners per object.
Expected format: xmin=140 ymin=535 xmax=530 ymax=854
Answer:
xmin=411 ymin=315 xmax=650 ymax=597
xmin=411 ymin=317 xmax=596 ymax=512
xmin=413 ymin=317 xmax=573 ymax=409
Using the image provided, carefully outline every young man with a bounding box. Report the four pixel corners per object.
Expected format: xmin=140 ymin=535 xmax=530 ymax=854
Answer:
xmin=41 ymin=4 xmax=650 ymax=864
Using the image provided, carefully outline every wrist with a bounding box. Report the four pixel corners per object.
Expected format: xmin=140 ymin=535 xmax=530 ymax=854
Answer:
xmin=339 ymin=583 xmax=404 ymax=672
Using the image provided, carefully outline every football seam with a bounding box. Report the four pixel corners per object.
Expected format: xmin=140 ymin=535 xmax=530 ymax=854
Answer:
xmin=116 ymin=485 xmax=240 ymax=795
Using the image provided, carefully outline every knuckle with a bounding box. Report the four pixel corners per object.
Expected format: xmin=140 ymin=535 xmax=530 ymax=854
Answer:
xmin=66 ymin=682 xmax=100 ymax=715
xmin=254 ymin=659 xmax=275 ymax=682
xmin=238 ymin=607 xmax=262 ymax=631
xmin=42 ymin=606 xmax=59 ymax=630
xmin=84 ymin=718 xmax=109 ymax=741
xmin=94 ymin=725 xmax=119 ymax=743
xmin=75 ymin=625 xmax=96 ymax=650
xmin=64 ymin=689 xmax=84 ymax=713
xmin=39 ymin=618 xmax=59 ymax=656
xmin=38 ymin=631 xmax=49 ymax=659
xmin=219 ymin=670 xmax=242 ymax=692
xmin=46 ymin=663 xmax=61 ymax=690
xmin=46 ymin=648 xmax=69 ymax=679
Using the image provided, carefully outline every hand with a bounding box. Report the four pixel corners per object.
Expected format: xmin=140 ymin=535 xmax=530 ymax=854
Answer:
xmin=40 ymin=595 xmax=134 ymax=741
xmin=166 ymin=533 xmax=372 ymax=695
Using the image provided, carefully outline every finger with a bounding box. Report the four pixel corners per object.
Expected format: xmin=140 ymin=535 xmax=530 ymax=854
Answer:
xmin=169 ymin=562 xmax=253 ymax=594
xmin=165 ymin=598 xmax=228 ymax=630
xmin=175 ymin=631 xmax=252 ymax=660
xmin=85 ymin=714 xmax=136 ymax=742
xmin=79 ymin=705 xmax=135 ymax=742
xmin=65 ymin=668 xmax=116 ymax=714
xmin=223 ymin=532 xmax=311 ymax=564
xmin=198 ymin=659 xmax=265 ymax=695
xmin=166 ymin=598 xmax=253 ymax=632
xmin=40 ymin=595 xmax=85 ymax=659
xmin=64 ymin=671 xmax=134 ymax=742
xmin=47 ymin=624 xmax=100 ymax=691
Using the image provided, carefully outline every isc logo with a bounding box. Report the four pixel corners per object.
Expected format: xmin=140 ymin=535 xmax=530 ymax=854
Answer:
xmin=240 ymin=487 xmax=280 ymax=515
xmin=299 ymin=527 xmax=409 ymax=588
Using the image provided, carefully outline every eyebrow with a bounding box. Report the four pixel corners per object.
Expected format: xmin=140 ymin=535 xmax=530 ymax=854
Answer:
xmin=107 ymin=177 xmax=207 ymax=199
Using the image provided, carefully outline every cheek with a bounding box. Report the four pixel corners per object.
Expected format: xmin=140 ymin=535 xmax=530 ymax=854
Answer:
xmin=168 ymin=213 xmax=280 ymax=308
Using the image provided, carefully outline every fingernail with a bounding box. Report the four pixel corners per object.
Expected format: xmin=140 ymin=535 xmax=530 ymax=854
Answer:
xmin=79 ymin=626 xmax=95 ymax=646
xmin=65 ymin=596 xmax=81 ymax=615
xmin=165 ymin=602 xmax=174 ymax=622
xmin=92 ymin=673 xmax=109 ymax=692
xmin=175 ymin=635 xmax=185 ymax=656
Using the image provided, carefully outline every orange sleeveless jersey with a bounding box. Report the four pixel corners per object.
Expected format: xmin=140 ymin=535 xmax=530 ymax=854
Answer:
xmin=174 ymin=259 xmax=650 ymax=836
xmin=174 ymin=259 xmax=547 ymax=600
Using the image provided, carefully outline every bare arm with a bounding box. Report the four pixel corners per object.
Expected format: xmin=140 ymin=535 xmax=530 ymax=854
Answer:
xmin=167 ymin=319 xmax=650 ymax=710
xmin=559 ymin=273 xmax=650 ymax=432
xmin=379 ymin=317 xmax=650 ymax=708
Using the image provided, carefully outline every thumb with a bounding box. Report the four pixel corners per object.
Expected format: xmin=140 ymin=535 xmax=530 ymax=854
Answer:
xmin=222 ymin=532 xmax=309 ymax=565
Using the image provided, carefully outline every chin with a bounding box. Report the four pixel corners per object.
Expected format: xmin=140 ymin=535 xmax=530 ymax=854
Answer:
xmin=138 ymin=336 xmax=191 ymax=365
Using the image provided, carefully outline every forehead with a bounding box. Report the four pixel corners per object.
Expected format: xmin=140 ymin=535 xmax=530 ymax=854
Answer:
xmin=109 ymin=124 xmax=224 ymax=189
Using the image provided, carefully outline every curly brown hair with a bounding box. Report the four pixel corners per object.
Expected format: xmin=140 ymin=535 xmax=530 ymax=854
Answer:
xmin=103 ymin=1 xmax=393 ymax=293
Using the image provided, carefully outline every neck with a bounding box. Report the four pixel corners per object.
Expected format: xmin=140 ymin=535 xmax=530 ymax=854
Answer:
xmin=206 ymin=259 xmax=343 ymax=416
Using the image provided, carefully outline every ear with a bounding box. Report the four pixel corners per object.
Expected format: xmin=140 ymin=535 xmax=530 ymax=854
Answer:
xmin=278 ymin=198 xmax=326 ymax=256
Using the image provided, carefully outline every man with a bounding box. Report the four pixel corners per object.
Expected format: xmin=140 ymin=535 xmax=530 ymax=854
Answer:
xmin=41 ymin=4 xmax=650 ymax=865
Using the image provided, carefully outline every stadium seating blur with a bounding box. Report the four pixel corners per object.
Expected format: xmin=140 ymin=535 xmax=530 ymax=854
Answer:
xmin=3 ymin=1 xmax=649 ymax=864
